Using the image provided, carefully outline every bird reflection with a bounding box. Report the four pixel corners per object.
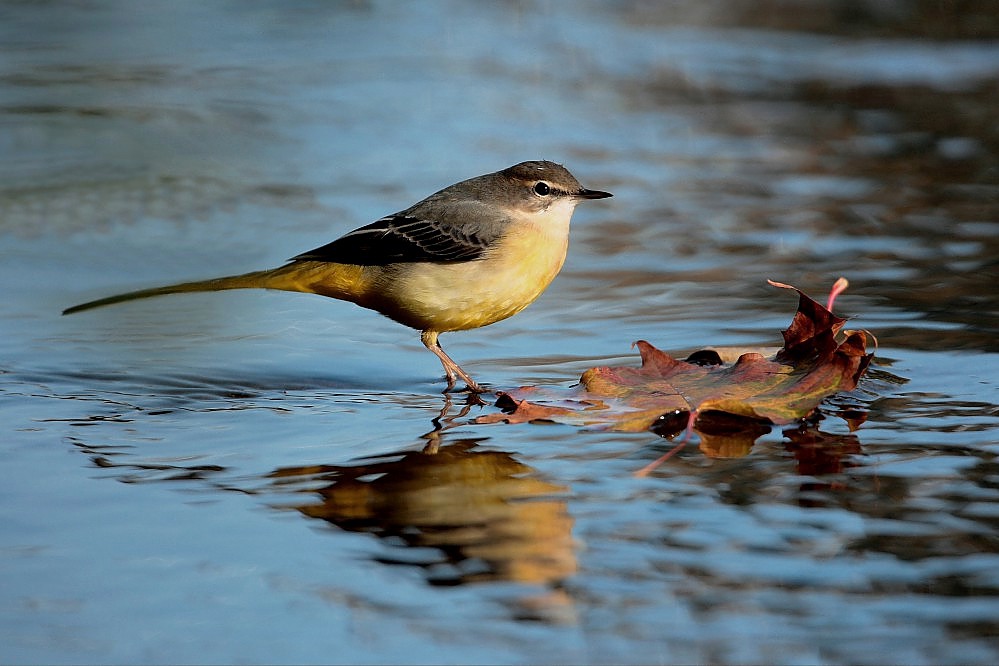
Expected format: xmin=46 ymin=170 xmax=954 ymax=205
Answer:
xmin=269 ymin=433 xmax=576 ymax=589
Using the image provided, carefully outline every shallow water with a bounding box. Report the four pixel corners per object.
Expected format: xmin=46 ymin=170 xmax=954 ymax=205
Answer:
xmin=2 ymin=1 xmax=998 ymax=663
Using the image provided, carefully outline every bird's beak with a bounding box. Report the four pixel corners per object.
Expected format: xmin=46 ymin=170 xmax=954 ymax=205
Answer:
xmin=575 ymin=188 xmax=613 ymax=200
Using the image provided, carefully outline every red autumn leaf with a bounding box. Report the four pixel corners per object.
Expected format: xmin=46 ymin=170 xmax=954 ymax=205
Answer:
xmin=476 ymin=388 xmax=610 ymax=426
xmin=477 ymin=279 xmax=874 ymax=434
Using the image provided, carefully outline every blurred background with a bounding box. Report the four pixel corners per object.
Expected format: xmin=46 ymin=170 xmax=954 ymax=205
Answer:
xmin=2 ymin=1 xmax=997 ymax=663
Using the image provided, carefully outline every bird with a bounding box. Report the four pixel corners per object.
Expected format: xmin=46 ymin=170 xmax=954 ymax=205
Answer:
xmin=63 ymin=160 xmax=612 ymax=392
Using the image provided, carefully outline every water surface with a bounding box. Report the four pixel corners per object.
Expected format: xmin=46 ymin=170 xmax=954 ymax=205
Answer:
xmin=2 ymin=2 xmax=998 ymax=663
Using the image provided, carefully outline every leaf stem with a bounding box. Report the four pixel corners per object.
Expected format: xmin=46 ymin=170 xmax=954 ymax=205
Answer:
xmin=826 ymin=277 xmax=849 ymax=312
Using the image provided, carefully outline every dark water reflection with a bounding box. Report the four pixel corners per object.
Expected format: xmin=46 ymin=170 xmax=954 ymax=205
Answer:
xmin=3 ymin=1 xmax=999 ymax=663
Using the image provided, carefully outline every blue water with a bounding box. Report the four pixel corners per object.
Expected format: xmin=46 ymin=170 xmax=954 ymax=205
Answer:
xmin=2 ymin=2 xmax=998 ymax=663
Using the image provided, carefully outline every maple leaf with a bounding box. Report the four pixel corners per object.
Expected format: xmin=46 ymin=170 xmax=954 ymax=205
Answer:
xmin=476 ymin=279 xmax=874 ymax=436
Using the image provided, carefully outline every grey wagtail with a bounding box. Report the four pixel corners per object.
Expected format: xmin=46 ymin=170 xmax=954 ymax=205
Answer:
xmin=63 ymin=161 xmax=612 ymax=392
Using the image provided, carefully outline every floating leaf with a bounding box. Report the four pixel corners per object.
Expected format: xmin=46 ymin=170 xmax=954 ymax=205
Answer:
xmin=477 ymin=279 xmax=874 ymax=436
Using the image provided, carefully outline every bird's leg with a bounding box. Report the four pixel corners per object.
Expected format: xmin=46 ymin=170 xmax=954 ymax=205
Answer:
xmin=421 ymin=330 xmax=486 ymax=394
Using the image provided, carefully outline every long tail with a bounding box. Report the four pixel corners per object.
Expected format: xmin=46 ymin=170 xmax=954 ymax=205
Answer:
xmin=62 ymin=261 xmax=367 ymax=315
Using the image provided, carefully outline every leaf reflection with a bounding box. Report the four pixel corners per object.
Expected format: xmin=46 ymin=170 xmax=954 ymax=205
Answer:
xmin=695 ymin=412 xmax=772 ymax=459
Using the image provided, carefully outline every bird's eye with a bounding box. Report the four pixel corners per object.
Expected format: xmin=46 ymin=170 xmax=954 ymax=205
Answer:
xmin=533 ymin=181 xmax=551 ymax=196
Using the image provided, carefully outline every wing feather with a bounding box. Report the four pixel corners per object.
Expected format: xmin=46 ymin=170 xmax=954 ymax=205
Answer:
xmin=291 ymin=201 xmax=504 ymax=265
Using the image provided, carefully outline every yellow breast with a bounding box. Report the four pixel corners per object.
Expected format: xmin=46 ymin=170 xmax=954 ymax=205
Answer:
xmin=363 ymin=212 xmax=571 ymax=332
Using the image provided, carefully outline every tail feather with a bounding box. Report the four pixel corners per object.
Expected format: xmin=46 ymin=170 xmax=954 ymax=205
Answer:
xmin=63 ymin=260 xmax=372 ymax=315
xmin=63 ymin=269 xmax=285 ymax=315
